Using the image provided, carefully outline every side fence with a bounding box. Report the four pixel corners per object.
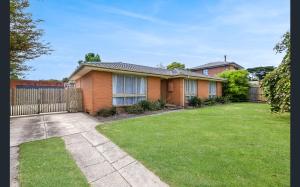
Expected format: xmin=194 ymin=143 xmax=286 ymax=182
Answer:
xmin=10 ymin=88 xmax=83 ymax=116
xmin=248 ymin=85 xmax=266 ymax=102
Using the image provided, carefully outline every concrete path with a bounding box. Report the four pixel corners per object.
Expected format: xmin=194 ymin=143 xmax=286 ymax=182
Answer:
xmin=10 ymin=113 xmax=168 ymax=187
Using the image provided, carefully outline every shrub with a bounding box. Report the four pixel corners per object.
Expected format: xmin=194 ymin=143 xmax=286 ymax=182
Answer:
xmin=261 ymin=32 xmax=290 ymax=112
xmin=157 ymin=99 xmax=166 ymax=109
xmin=217 ymin=70 xmax=250 ymax=102
xmin=125 ymin=104 xmax=144 ymax=114
xmin=149 ymin=101 xmax=162 ymax=111
xmin=138 ymin=100 xmax=151 ymax=111
xmin=203 ymin=97 xmax=217 ymax=106
xmin=188 ymin=96 xmax=202 ymax=107
xmin=215 ymin=96 xmax=230 ymax=104
xmin=97 ymin=107 xmax=116 ymax=117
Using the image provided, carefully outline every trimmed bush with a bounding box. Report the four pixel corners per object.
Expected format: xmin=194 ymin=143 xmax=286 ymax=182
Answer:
xmin=157 ymin=99 xmax=166 ymax=109
xmin=217 ymin=70 xmax=250 ymax=102
xmin=188 ymin=96 xmax=202 ymax=107
xmin=203 ymin=97 xmax=217 ymax=106
xmin=149 ymin=101 xmax=162 ymax=111
xmin=125 ymin=104 xmax=144 ymax=114
xmin=97 ymin=107 xmax=116 ymax=117
xmin=138 ymin=100 xmax=151 ymax=111
xmin=215 ymin=96 xmax=230 ymax=104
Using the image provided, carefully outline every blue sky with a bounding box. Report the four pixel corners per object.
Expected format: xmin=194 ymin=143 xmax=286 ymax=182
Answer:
xmin=25 ymin=0 xmax=289 ymax=80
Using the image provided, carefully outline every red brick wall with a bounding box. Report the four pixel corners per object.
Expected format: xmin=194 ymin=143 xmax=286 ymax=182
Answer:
xmin=91 ymin=71 xmax=112 ymax=114
xmin=193 ymin=65 xmax=236 ymax=77
xmin=197 ymin=80 xmax=209 ymax=99
xmin=147 ymin=77 xmax=161 ymax=101
xmin=75 ymin=72 xmax=93 ymax=113
xmin=217 ymin=82 xmax=222 ymax=96
xmin=167 ymin=78 xmax=184 ymax=106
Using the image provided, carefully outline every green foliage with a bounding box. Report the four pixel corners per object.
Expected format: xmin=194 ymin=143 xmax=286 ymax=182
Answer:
xmin=157 ymin=99 xmax=166 ymax=109
xmin=125 ymin=104 xmax=144 ymax=114
xmin=97 ymin=107 xmax=117 ymax=117
xmin=149 ymin=101 xmax=162 ymax=111
xmin=247 ymin=66 xmax=275 ymax=80
xmin=138 ymin=100 xmax=151 ymax=110
xmin=166 ymin=62 xmax=185 ymax=70
xmin=215 ymin=96 xmax=230 ymax=104
xmin=261 ymin=32 xmax=290 ymax=112
xmin=85 ymin=53 xmax=101 ymax=62
xmin=10 ymin=0 xmax=52 ymax=79
xmin=203 ymin=97 xmax=217 ymax=106
xmin=62 ymin=77 xmax=69 ymax=82
xmin=217 ymin=70 xmax=250 ymax=102
xmin=188 ymin=96 xmax=202 ymax=107
xmin=78 ymin=53 xmax=101 ymax=64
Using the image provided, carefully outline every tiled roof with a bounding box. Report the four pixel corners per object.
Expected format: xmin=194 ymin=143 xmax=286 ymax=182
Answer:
xmin=190 ymin=61 xmax=243 ymax=70
xmin=70 ymin=62 xmax=226 ymax=81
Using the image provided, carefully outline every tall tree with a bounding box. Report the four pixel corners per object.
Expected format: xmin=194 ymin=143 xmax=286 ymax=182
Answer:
xmin=10 ymin=0 xmax=52 ymax=79
xmin=166 ymin=62 xmax=185 ymax=70
xmin=261 ymin=32 xmax=290 ymax=112
xmin=247 ymin=66 xmax=275 ymax=80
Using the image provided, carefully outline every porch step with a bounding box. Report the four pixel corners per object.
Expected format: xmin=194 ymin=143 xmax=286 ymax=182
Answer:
xmin=165 ymin=104 xmax=183 ymax=110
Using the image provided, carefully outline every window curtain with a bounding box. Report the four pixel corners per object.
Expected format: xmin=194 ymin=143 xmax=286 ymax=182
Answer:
xmin=112 ymin=74 xmax=146 ymax=106
xmin=209 ymin=81 xmax=216 ymax=97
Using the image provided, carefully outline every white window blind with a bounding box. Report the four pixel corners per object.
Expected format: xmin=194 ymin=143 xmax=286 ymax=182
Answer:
xmin=184 ymin=79 xmax=197 ymax=101
xmin=209 ymin=81 xmax=217 ymax=98
xmin=112 ymin=74 xmax=147 ymax=106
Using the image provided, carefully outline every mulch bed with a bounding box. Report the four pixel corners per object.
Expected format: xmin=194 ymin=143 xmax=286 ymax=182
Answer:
xmin=95 ymin=109 xmax=178 ymax=122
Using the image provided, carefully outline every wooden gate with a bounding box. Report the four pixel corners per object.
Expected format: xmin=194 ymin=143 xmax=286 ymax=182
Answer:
xmin=248 ymin=86 xmax=266 ymax=102
xmin=10 ymin=88 xmax=83 ymax=116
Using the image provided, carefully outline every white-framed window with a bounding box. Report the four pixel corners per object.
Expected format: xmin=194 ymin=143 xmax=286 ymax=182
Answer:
xmin=112 ymin=74 xmax=147 ymax=106
xmin=209 ymin=81 xmax=217 ymax=98
xmin=184 ymin=79 xmax=197 ymax=102
xmin=203 ymin=69 xmax=208 ymax=75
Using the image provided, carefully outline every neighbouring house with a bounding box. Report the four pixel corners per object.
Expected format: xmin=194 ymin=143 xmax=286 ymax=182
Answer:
xmin=10 ymin=79 xmax=64 ymax=89
xmin=190 ymin=56 xmax=244 ymax=77
xmin=69 ymin=62 xmax=225 ymax=115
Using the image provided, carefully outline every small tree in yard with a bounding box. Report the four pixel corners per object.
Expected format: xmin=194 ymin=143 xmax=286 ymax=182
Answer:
xmin=261 ymin=32 xmax=290 ymax=112
xmin=217 ymin=70 xmax=250 ymax=102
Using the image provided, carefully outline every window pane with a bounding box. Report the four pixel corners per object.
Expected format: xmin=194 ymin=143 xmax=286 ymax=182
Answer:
xmin=125 ymin=76 xmax=135 ymax=94
xmin=113 ymin=97 xmax=124 ymax=106
xmin=116 ymin=75 xmax=124 ymax=94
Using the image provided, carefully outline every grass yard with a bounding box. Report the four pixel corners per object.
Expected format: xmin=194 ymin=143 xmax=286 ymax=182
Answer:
xmin=97 ymin=103 xmax=290 ymax=187
xmin=19 ymin=137 xmax=88 ymax=187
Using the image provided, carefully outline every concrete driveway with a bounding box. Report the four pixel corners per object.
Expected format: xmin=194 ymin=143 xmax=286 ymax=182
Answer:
xmin=10 ymin=112 xmax=98 ymax=147
xmin=10 ymin=112 xmax=168 ymax=187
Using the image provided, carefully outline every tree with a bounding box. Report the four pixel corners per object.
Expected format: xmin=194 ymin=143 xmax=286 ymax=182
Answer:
xmin=247 ymin=66 xmax=275 ymax=80
xmin=62 ymin=77 xmax=69 ymax=82
xmin=217 ymin=70 xmax=250 ymax=102
xmin=78 ymin=53 xmax=101 ymax=64
xmin=85 ymin=53 xmax=101 ymax=62
xmin=10 ymin=0 xmax=52 ymax=79
xmin=261 ymin=32 xmax=290 ymax=112
xmin=166 ymin=62 xmax=185 ymax=70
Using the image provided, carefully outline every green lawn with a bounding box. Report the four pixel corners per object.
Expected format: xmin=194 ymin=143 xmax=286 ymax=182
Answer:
xmin=97 ymin=103 xmax=290 ymax=187
xmin=19 ymin=137 xmax=89 ymax=187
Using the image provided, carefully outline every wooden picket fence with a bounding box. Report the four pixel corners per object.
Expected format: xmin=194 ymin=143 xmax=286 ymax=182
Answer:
xmin=10 ymin=88 xmax=83 ymax=116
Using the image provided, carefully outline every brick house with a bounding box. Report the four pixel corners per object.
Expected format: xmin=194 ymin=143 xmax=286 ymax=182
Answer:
xmin=69 ymin=62 xmax=225 ymax=115
xmin=190 ymin=60 xmax=244 ymax=77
